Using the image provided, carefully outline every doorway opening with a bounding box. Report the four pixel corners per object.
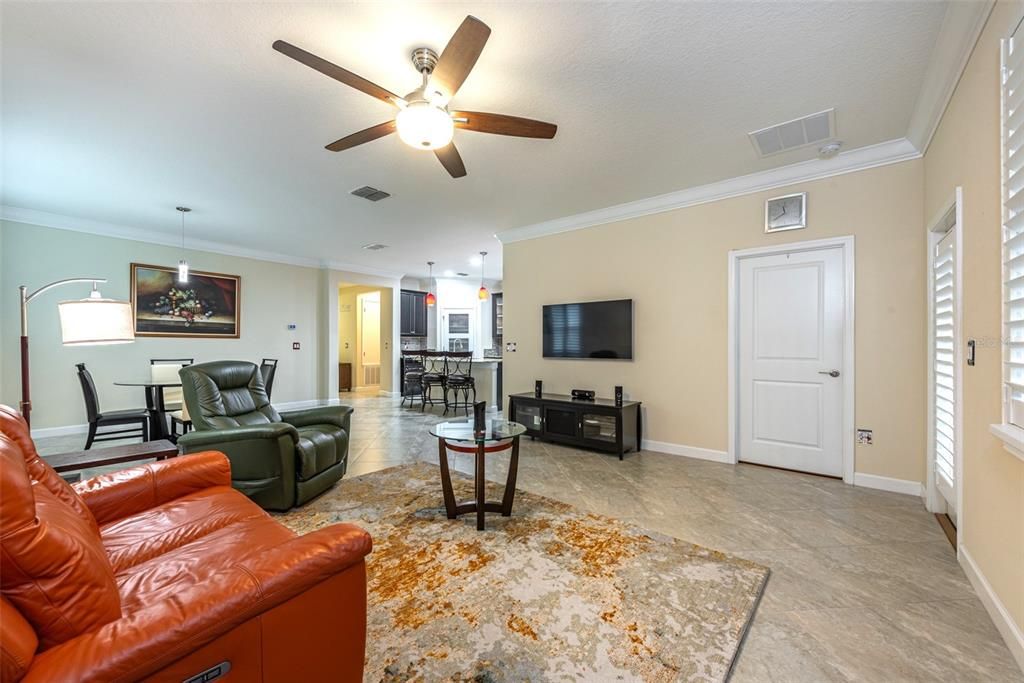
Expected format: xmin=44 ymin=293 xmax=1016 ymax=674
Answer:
xmin=926 ymin=189 xmax=963 ymax=541
xmin=338 ymin=283 xmax=387 ymax=393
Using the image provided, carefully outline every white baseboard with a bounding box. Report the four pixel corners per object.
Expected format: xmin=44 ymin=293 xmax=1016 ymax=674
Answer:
xmin=852 ymin=472 xmax=924 ymax=497
xmin=959 ymin=546 xmax=1024 ymax=673
xmin=31 ymin=423 xmax=89 ymax=439
xmin=642 ymin=439 xmax=732 ymax=463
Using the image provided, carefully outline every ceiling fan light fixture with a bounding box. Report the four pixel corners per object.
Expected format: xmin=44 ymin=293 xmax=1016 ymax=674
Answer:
xmin=396 ymin=101 xmax=454 ymax=150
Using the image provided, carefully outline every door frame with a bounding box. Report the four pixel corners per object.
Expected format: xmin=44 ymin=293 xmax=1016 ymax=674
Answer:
xmin=727 ymin=235 xmax=856 ymax=483
xmin=924 ymin=188 xmax=964 ymax=544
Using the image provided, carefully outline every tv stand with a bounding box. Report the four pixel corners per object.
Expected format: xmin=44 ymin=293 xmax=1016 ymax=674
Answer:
xmin=508 ymin=392 xmax=642 ymax=460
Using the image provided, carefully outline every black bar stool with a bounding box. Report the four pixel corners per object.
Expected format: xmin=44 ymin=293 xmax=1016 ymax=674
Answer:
xmin=444 ymin=352 xmax=475 ymax=416
xmin=421 ymin=351 xmax=448 ymax=411
xmin=401 ymin=351 xmax=425 ymax=408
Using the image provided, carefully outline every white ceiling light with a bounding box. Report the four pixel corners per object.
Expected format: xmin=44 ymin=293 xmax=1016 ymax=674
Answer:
xmin=443 ymin=269 xmax=455 ymax=277
xmin=176 ymin=206 xmax=190 ymax=283
xmin=469 ymin=255 xmax=483 ymax=266
xmin=396 ymin=100 xmax=454 ymax=150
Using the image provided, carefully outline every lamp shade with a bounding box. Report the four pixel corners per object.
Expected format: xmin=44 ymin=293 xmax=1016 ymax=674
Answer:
xmin=58 ymin=297 xmax=135 ymax=345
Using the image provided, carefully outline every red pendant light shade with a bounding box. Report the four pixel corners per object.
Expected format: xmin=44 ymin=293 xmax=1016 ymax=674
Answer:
xmin=478 ymin=251 xmax=489 ymax=301
xmin=426 ymin=261 xmax=436 ymax=306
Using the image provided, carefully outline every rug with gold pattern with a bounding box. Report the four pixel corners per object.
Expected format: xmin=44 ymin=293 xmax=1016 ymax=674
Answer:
xmin=275 ymin=462 xmax=769 ymax=682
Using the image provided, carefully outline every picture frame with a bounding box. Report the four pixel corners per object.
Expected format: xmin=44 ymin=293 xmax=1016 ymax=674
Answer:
xmin=130 ymin=263 xmax=241 ymax=338
xmin=764 ymin=192 xmax=807 ymax=233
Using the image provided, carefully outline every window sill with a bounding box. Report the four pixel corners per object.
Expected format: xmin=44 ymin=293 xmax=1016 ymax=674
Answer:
xmin=988 ymin=424 xmax=1024 ymax=463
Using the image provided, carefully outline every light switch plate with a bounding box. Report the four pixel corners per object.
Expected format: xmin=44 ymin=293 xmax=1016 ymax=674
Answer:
xmin=292 ymin=342 xmax=300 ymax=350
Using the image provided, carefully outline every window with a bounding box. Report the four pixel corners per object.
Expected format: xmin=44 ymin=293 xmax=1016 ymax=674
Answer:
xmin=1001 ymin=31 xmax=1024 ymax=429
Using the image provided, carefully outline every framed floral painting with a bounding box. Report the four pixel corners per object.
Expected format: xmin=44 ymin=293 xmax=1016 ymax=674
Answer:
xmin=131 ymin=263 xmax=240 ymax=338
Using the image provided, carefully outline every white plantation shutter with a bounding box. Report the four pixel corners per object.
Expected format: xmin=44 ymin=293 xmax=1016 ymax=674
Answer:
xmin=934 ymin=232 xmax=956 ymax=495
xmin=1002 ymin=34 xmax=1024 ymax=427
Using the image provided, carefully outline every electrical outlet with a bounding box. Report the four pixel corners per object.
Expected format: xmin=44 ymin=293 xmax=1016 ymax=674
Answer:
xmin=505 ymin=341 xmax=517 ymax=352
xmin=856 ymin=428 xmax=873 ymax=445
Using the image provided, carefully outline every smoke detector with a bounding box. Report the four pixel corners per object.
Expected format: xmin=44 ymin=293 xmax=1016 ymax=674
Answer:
xmin=749 ymin=109 xmax=836 ymax=157
xmin=818 ymin=141 xmax=843 ymax=159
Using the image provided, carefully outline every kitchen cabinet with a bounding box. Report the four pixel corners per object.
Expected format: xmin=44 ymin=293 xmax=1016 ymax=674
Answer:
xmin=492 ymin=292 xmax=503 ymax=338
xmin=400 ymin=289 xmax=428 ymax=337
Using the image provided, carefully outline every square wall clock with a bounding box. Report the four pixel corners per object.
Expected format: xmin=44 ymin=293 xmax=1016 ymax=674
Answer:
xmin=765 ymin=192 xmax=807 ymax=233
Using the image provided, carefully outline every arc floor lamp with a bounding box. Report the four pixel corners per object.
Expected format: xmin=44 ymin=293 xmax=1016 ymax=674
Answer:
xmin=19 ymin=278 xmax=134 ymax=427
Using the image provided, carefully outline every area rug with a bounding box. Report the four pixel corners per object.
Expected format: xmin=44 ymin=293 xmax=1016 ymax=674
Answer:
xmin=275 ymin=462 xmax=769 ymax=682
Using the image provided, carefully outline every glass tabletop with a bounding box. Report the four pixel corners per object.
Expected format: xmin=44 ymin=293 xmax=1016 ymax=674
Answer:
xmin=429 ymin=418 xmax=527 ymax=443
xmin=113 ymin=380 xmax=182 ymax=387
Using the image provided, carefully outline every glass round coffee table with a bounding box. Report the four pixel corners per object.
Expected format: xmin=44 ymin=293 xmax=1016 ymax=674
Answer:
xmin=429 ymin=419 xmax=527 ymax=530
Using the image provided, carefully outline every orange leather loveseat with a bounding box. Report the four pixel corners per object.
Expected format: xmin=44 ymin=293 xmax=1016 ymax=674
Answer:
xmin=0 ymin=405 xmax=372 ymax=682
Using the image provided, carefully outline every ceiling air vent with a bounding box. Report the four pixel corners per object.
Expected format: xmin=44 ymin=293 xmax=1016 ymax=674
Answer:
xmin=351 ymin=186 xmax=391 ymax=202
xmin=749 ymin=109 xmax=836 ymax=157
xmin=362 ymin=243 xmax=389 ymax=251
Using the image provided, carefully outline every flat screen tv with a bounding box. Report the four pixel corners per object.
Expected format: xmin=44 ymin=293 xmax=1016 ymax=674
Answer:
xmin=543 ymin=299 xmax=633 ymax=360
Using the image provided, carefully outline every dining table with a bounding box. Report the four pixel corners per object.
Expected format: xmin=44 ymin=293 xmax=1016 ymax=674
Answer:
xmin=113 ymin=379 xmax=182 ymax=441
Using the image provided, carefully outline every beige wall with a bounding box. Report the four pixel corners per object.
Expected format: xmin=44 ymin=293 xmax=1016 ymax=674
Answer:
xmin=1 ymin=220 xmax=324 ymax=429
xmin=924 ymin=0 xmax=1024 ymax=634
xmin=504 ymin=159 xmax=926 ymax=482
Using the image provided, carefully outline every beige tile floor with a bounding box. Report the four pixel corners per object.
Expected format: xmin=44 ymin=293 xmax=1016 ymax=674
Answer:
xmin=37 ymin=393 xmax=1023 ymax=682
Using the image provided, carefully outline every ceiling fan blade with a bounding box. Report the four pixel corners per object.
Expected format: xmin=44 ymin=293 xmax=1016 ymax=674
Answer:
xmin=428 ymin=16 xmax=491 ymax=102
xmin=435 ymin=142 xmax=467 ymax=178
xmin=451 ymin=111 xmax=557 ymax=139
xmin=273 ymin=40 xmax=403 ymax=107
xmin=325 ymin=121 xmax=397 ymax=152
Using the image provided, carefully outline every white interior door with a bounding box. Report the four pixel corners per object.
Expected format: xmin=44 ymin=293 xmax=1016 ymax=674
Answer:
xmin=359 ymin=292 xmax=381 ymax=386
xmin=738 ymin=247 xmax=846 ymax=476
xmin=933 ymin=230 xmax=957 ymax=518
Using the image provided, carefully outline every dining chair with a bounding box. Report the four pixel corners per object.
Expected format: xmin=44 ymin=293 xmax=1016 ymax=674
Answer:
xmin=76 ymin=363 xmax=149 ymax=449
xmin=443 ymin=352 xmax=475 ymax=416
xmin=260 ymin=359 xmax=279 ymax=400
xmin=151 ymin=358 xmax=193 ymax=440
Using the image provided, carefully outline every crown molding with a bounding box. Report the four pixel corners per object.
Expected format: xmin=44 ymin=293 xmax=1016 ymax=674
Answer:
xmin=496 ymin=137 xmax=921 ymax=244
xmin=0 ymin=206 xmax=406 ymax=280
xmin=906 ymin=0 xmax=995 ymax=154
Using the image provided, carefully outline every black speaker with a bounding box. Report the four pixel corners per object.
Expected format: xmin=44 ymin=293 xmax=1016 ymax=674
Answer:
xmin=535 ymin=380 xmax=543 ymax=398
xmin=571 ymin=389 xmax=596 ymax=401
xmin=614 ymin=386 xmax=623 ymax=406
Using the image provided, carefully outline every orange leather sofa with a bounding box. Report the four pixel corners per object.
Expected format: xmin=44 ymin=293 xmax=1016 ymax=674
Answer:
xmin=0 ymin=405 xmax=372 ymax=682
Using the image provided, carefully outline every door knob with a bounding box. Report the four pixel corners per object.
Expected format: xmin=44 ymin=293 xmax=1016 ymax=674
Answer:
xmin=819 ymin=370 xmax=841 ymax=378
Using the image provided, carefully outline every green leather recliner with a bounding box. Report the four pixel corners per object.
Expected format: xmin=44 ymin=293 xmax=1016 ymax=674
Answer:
xmin=177 ymin=360 xmax=351 ymax=510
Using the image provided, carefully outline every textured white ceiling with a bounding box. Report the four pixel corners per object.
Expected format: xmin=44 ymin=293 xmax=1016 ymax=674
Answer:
xmin=1 ymin=1 xmax=948 ymax=278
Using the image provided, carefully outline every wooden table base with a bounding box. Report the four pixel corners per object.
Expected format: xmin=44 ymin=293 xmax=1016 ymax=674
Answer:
xmin=437 ymin=436 xmax=520 ymax=531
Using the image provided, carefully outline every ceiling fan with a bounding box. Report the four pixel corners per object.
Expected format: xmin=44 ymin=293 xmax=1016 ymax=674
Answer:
xmin=273 ymin=15 xmax=557 ymax=178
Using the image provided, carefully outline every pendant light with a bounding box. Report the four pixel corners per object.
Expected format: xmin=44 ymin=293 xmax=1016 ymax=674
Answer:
xmin=478 ymin=251 xmax=489 ymax=301
xmin=176 ymin=206 xmax=191 ymax=283
xmin=425 ymin=261 xmax=437 ymax=306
